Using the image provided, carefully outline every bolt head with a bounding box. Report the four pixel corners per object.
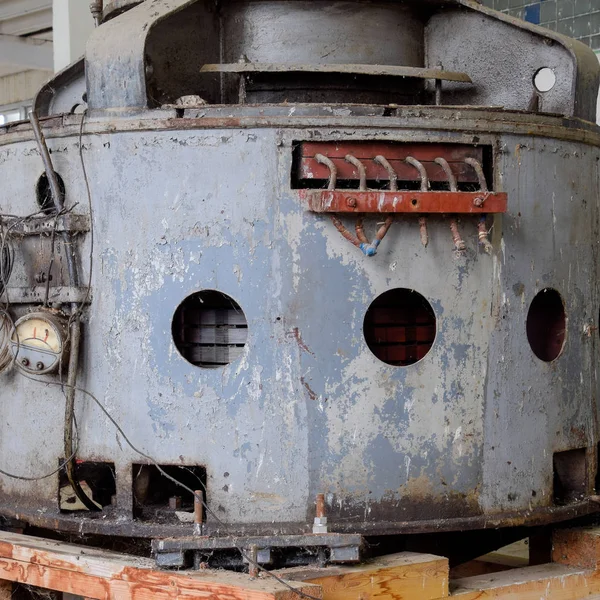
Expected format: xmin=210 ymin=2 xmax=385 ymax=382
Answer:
xmin=313 ymin=524 xmax=328 ymax=534
xmin=36 ymin=362 xmax=45 ymax=371
xmin=474 ymin=197 xmax=484 ymax=207
xmin=347 ymin=197 xmax=357 ymax=209
xmin=21 ymin=358 xmax=29 ymax=367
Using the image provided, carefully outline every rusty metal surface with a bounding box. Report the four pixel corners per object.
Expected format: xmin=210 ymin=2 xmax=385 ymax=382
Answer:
xmin=0 ymin=0 xmax=599 ymax=557
xmin=299 ymin=142 xmax=483 ymax=183
xmin=76 ymin=0 xmax=599 ymax=115
xmin=0 ymin=115 xmax=597 ymax=539
xmin=4 ymin=107 xmax=600 ymax=149
xmin=302 ymin=191 xmax=508 ymax=214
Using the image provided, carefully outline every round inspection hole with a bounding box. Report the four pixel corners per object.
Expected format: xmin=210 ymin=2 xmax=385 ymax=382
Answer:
xmin=533 ymin=67 xmax=557 ymax=93
xmin=172 ymin=290 xmax=248 ymax=369
xmin=526 ymin=288 xmax=566 ymax=362
xmin=36 ymin=172 xmax=66 ymax=214
xmin=411 ymin=198 xmax=419 ymax=208
xmin=363 ymin=288 xmax=436 ymax=367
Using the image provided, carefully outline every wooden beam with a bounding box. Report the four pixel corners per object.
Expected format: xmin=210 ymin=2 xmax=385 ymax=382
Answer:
xmin=448 ymin=563 xmax=598 ymax=599
xmin=553 ymin=526 xmax=600 ymax=570
xmin=279 ymin=552 xmax=449 ymax=600
xmin=0 ymin=531 xmax=321 ymax=600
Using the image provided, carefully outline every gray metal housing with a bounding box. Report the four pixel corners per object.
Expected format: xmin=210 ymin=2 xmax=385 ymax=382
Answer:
xmin=0 ymin=0 xmax=599 ymax=543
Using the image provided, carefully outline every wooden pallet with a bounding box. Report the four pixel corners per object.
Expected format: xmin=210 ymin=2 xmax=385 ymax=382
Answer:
xmin=3 ymin=526 xmax=600 ymax=599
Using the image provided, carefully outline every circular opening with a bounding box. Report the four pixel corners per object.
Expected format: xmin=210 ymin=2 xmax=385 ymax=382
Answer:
xmin=526 ymin=288 xmax=566 ymax=362
xmin=36 ymin=172 xmax=66 ymax=214
xmin=411 ymin=198 xmax=419 ymax=207
xmin=533 ymin=67 xmax=556 ymax=93
xmin=172 ymin=290 xmax=248 ymax=369
xmin=363 ymin=288 xmax=436 ymax=367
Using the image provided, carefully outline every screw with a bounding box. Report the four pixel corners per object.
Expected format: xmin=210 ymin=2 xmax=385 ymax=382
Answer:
xmin=21 ymin=358 xmax=29 ymax=367
xmin=347 ymin=197 xmax=357 ymax=209
xmin=474 ymin=197 xmax=485 ymax=207
xmin=36 ymin=362 xmax=45 ymax=371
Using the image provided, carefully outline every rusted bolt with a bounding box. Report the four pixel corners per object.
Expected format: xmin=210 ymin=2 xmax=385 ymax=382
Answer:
xmin=248 ymin=545 xmax=259 ymax=578
xmin=316 ymin=493 xmax=326 ymax=518
xmin=474 ymin=197 xmax=485 ymax=207
xmin=347 ymin=197 xmax=357 ymax=209
xmin=194 ymin=489 xmax=204 ymax=525
xmin=21 ymin=358 xmax=30 ymax=367
xmin=169 ymin=496 xmax=182 ymax=510
xmin=36 ymin=362 xmax=45 ymax=371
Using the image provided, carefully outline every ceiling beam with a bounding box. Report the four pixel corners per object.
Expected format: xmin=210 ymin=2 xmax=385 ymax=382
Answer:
xmin=0 ymin=34 xmax=52 ymax=70
xmin=0 ymin=0 xmax=52 ymax=21
xmin=0 ymin=8 xmax=52 ymax=36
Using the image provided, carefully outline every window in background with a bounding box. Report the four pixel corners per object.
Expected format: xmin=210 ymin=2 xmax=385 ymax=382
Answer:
xmin=0 ymin=104 xmax=31 ymax=125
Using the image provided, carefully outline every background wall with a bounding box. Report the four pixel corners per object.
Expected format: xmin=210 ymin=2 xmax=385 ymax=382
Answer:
xmin=481 ymin=0 xmax=600 ymax=51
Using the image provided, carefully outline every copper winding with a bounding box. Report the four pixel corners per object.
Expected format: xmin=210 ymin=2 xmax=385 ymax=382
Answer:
xmin=405 ymin=156 xmax=430 ymax=192
xmin=464 ymin=158 xmax=488 ymax=193
xmin=435 ymin=158 xmax=465 ymax=252
xmin=375 ymin=216 xmax=395 ymax=243
xmin=374 ymin=155 xmax=398 ymax=191
xmin=478 ymin=218 xmax=493 ymax=254
xmin=434 ymin=157 xmax=458 ymax=192
xmin=345 ymin=154 xmax=367 ymax=191
xmin=450 ymin=219 xmax=467 ymax=252
xmin=419 ymin=217 xmax=429 ymax=248
xmin=315 ymin=153 xmax=337 ymax=190
xmin=355 ymin=218 xmax=369 ymax=244
xmin=331 ymin=216 xmax=362 ymax=248
xmin=406 ymin=157 xmax=429 ymax=247
xmin=316 ymin=154 xmax=395 ymax=256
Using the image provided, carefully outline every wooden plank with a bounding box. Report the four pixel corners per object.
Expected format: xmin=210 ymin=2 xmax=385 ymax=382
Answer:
xmin=301 ymin=190 xmax=507 ymax=214
xmin=0 ymin=530 xmax=321 ymax=600
xmin=553 ymin=526 xmax=600 ymax=570
xmin=448 ymin=563 xmax=600 ymax=599
xmin=279 ymin=552 xmax=449 ymax=600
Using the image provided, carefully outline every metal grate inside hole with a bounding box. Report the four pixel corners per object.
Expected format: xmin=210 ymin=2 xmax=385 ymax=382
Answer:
xmin=172 ymin=290 xmax=248 ymax=368
xmin=364 ymin=288 xmax=436 ymax=367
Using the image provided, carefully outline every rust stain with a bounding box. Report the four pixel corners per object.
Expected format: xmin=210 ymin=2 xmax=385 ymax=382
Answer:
xmin=290 ymin=327 xmax=314 ymax=356
xmin=301 ymin=377 xmax=317 ymax=401
xmin=0 ymin=541 xmax=14 ymax=558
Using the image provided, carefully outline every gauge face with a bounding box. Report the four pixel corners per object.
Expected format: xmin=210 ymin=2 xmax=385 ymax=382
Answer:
xmin=11 ymin=312 xmax=68 ymax=375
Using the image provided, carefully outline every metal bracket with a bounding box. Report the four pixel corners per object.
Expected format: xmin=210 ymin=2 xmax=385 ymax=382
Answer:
xmin=153 ymin=533 xmax=363 ymax=569
xmin=301 ymin=190 xmax=507 ymax=214
xmin=1 ymin=287 xmax=92 ymax=305
xmin=0 ymin=214 xmax=90 ymax=236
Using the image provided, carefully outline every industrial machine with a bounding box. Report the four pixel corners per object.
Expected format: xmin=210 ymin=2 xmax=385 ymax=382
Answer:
xmin=0 ymin=0 xmax=599 ymax=571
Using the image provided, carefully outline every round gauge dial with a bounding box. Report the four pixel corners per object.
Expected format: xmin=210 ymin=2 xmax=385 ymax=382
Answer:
xmin=11 ymin=312 xmax=69 ymax=375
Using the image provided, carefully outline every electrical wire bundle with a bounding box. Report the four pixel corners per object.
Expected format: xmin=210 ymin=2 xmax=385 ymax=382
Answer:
xmin=0 ymin=226 xmax=14 ymax=373
xmin=0 ymin=310 xmax=13 ymax=374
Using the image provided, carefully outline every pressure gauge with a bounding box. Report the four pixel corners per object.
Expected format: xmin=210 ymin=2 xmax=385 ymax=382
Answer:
xmin=11 ymin=312 xmax=69 ymax=375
